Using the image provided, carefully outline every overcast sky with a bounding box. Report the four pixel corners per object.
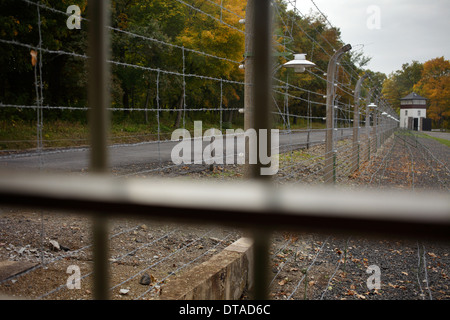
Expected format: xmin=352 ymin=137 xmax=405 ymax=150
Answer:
xmin=288 ymin=0 xmax=450 ymax=76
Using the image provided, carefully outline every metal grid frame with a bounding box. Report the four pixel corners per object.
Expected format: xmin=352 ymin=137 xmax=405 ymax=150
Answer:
xmin=0 ymin=0 xmax=449 ymax=300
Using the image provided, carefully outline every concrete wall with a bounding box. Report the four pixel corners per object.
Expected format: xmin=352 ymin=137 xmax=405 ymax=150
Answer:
xmin=158 ymin=237 xmax=254 ymax=300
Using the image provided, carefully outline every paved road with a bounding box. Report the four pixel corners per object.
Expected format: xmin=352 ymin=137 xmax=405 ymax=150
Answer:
xmin=0 ymin=128 xmax=354 ymax=172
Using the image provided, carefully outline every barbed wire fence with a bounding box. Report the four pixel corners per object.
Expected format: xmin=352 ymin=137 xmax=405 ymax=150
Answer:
xmin=268 ymin=130 xmax=448 ymax=301
xmin=0 ymin=0 xmax=245 ymax=300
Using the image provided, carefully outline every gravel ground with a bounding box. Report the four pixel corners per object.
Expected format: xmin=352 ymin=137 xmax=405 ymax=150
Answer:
xmin=0 ymin=131 xmax=449 ymax=300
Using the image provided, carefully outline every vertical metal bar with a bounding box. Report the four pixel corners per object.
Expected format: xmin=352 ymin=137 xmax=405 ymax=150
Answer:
xmin=244 ymin=0 xmax=254 ymax=178
xmin=88 ymin=0 xmax=110 ymax=300
xmin=252 ymin=230 xmax=270 ymax=300
xmin=246 ymin=0 xmax=272 ymax=300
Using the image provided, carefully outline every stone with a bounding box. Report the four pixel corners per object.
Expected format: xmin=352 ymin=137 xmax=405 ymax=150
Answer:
xmin=119 ymin=288 xmax=129 ymax=295
xmin=139 ymin=273 xmax=151 ymax=286
xmin=49 ymin=240 xmax=60 ymax=251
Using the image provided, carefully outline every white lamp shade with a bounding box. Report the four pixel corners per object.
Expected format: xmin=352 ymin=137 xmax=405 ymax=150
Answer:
xmin=283 ymin=54 xmax=315 ymax=72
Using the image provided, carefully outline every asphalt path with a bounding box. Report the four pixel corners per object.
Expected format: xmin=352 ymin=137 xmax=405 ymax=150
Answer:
xmin=0 ymin=128 xmax=354 ymax=172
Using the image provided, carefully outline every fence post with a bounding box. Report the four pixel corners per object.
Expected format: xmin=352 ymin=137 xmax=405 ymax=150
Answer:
xmin=373 ymin=108 xmax=378 ymax=152
xmin=324 ymin=44 xmax=351 ymax=183
xmin=352 ymin=73 xmax=368 ymax=173
xmin=307 ymin=129 xmax=311 ymax=149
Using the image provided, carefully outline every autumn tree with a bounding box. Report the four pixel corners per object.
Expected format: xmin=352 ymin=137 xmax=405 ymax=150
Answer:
xmin=413 ymin=57 xmax=450 ymax=129
xmin=174 ymin=0 xmax=245 ymax=128
xmin=272 ymin=1 xmax=367 ymax=126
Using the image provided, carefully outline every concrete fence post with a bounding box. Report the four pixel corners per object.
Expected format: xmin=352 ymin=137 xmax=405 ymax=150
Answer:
xmin=324 ymin=44 xmax=351 ymax=183
xmin=352 ymin=73 xmax=368 ymax=173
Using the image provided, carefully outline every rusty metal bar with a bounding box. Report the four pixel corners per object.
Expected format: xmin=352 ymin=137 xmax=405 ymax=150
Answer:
xmin=0 ymin=173 xmax=448 ymax=241
xmin=87 ymin=0 xmax=110 ymax=300
xmin=244 ymin=0 xmax=273 ymax=300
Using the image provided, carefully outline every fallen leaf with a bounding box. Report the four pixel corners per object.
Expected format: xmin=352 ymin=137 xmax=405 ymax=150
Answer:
xmin=344 ymin=289 xmax=355 ymax=296
xmin=30 ymin=50 xmax=37 ymax=66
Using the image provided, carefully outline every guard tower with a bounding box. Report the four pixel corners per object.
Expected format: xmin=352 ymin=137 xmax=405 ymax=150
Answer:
xmin=399 ymin=92 xmax=428 ymax=131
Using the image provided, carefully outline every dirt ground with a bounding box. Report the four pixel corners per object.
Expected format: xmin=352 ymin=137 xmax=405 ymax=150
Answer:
xmin=0 ymin=131 xmax=449 ymax=300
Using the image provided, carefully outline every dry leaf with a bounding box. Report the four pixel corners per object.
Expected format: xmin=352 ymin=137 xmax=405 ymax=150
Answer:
xmin=30 ymin=50 xmax=37 ymax=66
xmin=344 ymin=289 xmax=355 ymax=296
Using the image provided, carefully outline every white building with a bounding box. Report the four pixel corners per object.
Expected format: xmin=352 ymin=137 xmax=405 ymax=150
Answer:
xmin=399 ymin=92 xmax=428 ymax=131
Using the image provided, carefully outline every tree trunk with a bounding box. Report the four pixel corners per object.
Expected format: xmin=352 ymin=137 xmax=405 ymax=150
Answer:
xmin=144 ymin=83 xmax=151 ymax=124
xmin=123 ymin=90 xmax=130 ymax=116
xmin=173 ymin=93 xmax=184 ymax=128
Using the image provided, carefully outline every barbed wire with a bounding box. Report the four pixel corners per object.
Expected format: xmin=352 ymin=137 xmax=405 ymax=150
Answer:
xmin=319 ymin=236 xmax=350 ymax=300
xmin=287 ymin=236 xmax=330 ymax=299
xmin=19 ymin=0 xmax=243 ymax=65
xmin=0 ymin=224 xmax=142 ymax=286
xmin=172 ymin=0 xmax=245 ymax=35
xmin=135 ymin=231 xmax=235 ymax=300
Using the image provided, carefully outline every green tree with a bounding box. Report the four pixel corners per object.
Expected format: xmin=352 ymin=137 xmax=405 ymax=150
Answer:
xmin=382 ymin=60 xmax=423 ymax=112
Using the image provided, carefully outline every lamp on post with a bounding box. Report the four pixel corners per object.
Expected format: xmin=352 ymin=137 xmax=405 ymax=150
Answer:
xmin=243 ymin=50 xmax=315 ymax=172
xmin=282 ymin=53 xmax=316 ymax=73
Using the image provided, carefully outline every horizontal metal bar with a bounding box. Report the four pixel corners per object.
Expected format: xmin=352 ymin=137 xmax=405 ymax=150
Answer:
xmin=0 ymin=171 xmax=449 ymax=241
